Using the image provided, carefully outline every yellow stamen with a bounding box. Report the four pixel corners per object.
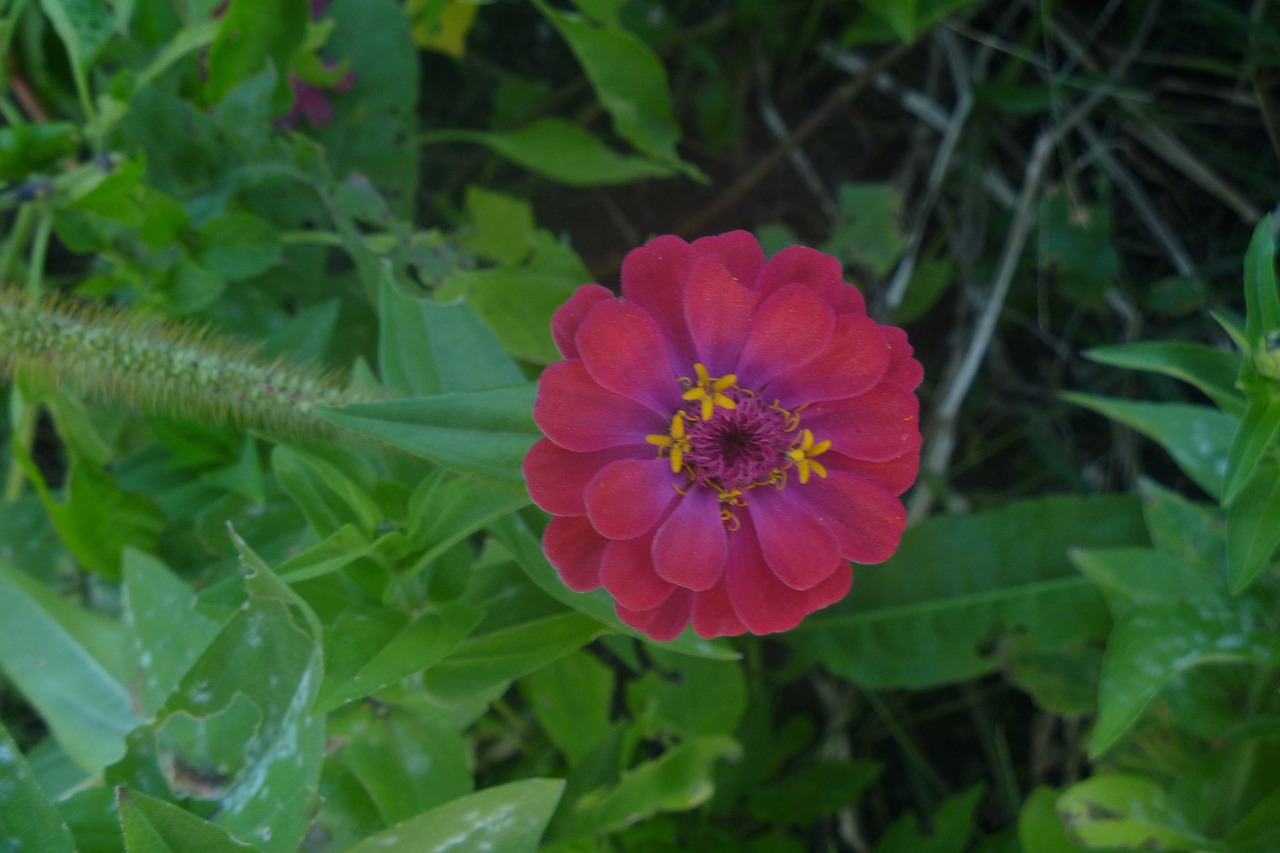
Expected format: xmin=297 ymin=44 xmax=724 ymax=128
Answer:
xmin=645 ymin=412 xmax=691 ymax=473
xmin=787 ymin=428 xmax=831 ymax=485
xmin=681 ymin=362 xmax=738 ymax=420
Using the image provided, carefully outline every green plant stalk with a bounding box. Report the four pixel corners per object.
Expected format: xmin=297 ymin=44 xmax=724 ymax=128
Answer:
xmin=0 ymin=289 xmax=380 ymax=440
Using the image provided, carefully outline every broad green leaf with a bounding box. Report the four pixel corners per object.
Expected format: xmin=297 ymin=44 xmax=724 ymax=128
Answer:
xmin=823 ymin=182 xmax=906 ymax=277
xmin=272 ymin=445 xmax=384 ymax=538
xmin=489 ymin=510 xmax=739 ymax=660
xmin=1061 ymin=394 xmax=1235 ymax=500
xmin=123 ymin=549 xmax=224 ymax=716
xmin=37 ymin=0 xmax=117 ymax=111
xmin=314 ymin=601 xmax=482 ymax=713
xmin=1086 ymin=341 xmax=1244 ymax=417
xmin=1223 ymin=389 xmax=1280 ymax=505
xmin=274 ymin=524 xmax=378 ymax=584
xmin=1057 ymin=775 xmax=1224 ymax=850
xmin=317 ymin=385 xmax=539 ymax=488
xmin=402 ymin=474 xmax=531 ymax=582
xmin=1242 ymin=214 xmax=1280 ymax=354
xmin=746 ymin=760 xmax=882 ymax=828
xmin=0 ymin=562 xmax=140 ymax=772
xmin=429 ymin=119 xmax=677 ymax=186
xmin=1139 ymin=478 xmax=1228 ymax=575
xmin=206 ymin=0 xmax=307 ymax=107
xmin=0 ymin=721 xmax=76 ymax=853
xmin=1228 ymin=784 xmax=1280 ymax=851
xmin=1091 ymin=600 xmax=1280 ymax=755
xmin=459 ymin=185 xmax=537 ymax=266
xmin=378 ymin=268 xmax=523 ymax=396
xmin=420 ymin=612 xmax=605 ymax=705
xmin=1070 ymin=547 xmax=1223 ymax=617
xmin=564 ymin=736 xmax=741 ymax=838
xmin=520 ymin=651 xmax=615 ymax=765
xmin=117 ymin=789 xmax=256 ymax=852
xmin=1017 ymin=787 xmax=1091 ymax=853
xmin=450 ymin=266 xmax=580 ymax=364
xmin=328 ymin=702 xmax=472 ymax=824
xmin=792 ymin=495 xmax=1144 ymax=688
xmin=14 ymin=443 xmax=165 ymax=579
xmin=626 ymin=646 xmax=747 ymax=738
xmin=315 ymin=0 xmax=421 ymax=217
xmin=345 ymin=778 xmax=565 ymax=853
xmin=873 ymin=784 xmax=983 ymax=853
xmin=1227 ymin=456 xmax=1280 ymax=591
xmin=859 ymin=0 xmax=921 ymax=42
xmin=197 ymin=212 xmax=282 ymax=281
xmin=531 ymin=0 xmax=701 ymax=177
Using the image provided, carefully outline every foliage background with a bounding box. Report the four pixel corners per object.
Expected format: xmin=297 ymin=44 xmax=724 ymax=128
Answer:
xmin=3 ymin=0 xmax=1280 ymax=851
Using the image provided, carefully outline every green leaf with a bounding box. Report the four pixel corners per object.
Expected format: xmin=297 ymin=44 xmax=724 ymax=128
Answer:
xmin=272 ymin=446 xmax=384 ymax=538
xmin=858 ymin=0 xmax=921 ymax=42
xmin=197 ymin=212 xmax=282 ymax=281
xmin=206 ymin=0 xmax=307 ymax=107
xmin=1227 ymin=456 xmax=1280 ymax=591
xmin=822 ymin=182 xmax=906 ymax=277
xmin=378 ymin=268 xmax=524 ymax=396
xmin=1061 ymin=394 xmax=1235 ymax=500
xmin=1070 ymin=547 xmax=1224 ymax=617
xmin=531 ymin=0 xmax=701 ymax=177
xmin=344 ymin=778 xmax=565 ymax=853
xmin=0 ymin=721 xmax=76 ymax=853
xmin=1228 ymin=784 xmax=1280 ymax=851
xmin=402 ymin=474 xmax=531 ymax=583
xmin=1243 ymin=214 xmax=1280 ymax=353
xmin=451 ymin=266 xmax=580 ymax=364
xmin=420 ymin=612 xmax=605 ymax=705
xmin=431 ymin=118 xmax=678 ymax=185
xmin=0 ymin=562 xmax=140 ymax=772
xmin=626 ymin=646 xmax=747 ymax=738
xmin=37 ymin=0 xmax=117 ymax=97
xmin=122 ymin=549 xmax=225 ymax=717
xmin=317 ymin=385 xmax=539 ymax=488
xmin=314 ymin=601 xmax=482 ymax=713
xmin=746 ymin=760 xmax=882 ymax=828
xmin=873 ymin=784 xmax=983 ymax=853
xmin=1085 ymin=341 xmax=1245 ymax=418
xmin=1091 ymin=601 xmax=1280 ymax=755
xmin=1223 ymin=389 xmax=1280 ymax=505
xmin=489 ymin=510 xmax=739 ymax=659
xmin=1057 ymin=775 xmax=1223 ymax=850
xmin=792 ymin=495 xmax=1143 ymax=688
xmin=314 ymin=0 xmax=421 ymax=217
xmin=1016 ymin=787 xmax=1091 ymax=853
xmin=274 ymin=525 xmax=378 ymax=584
xmin=520 ymin=651 xmax=615 ymax=765
xmin=328 ymin=702 xmax=472 ymax=825
xmin=564 ymin=736 xmax=741 ymax=838
xmin=117 ymin=789 xmax=257 ymax=852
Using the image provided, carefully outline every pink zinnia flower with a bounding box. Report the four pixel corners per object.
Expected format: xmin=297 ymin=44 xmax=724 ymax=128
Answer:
xmin=523 ymin=232 xmax=922 ymax=641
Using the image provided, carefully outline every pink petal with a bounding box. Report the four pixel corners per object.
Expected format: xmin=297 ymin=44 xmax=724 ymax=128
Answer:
xmin=755 ymin=245 xmax=846 ymax=304
xmin=736 ymin=283 xmax=835 ymax=386
xmin=552 ymin=284 xmax=613 ymax=359
xmin=802 ymin=383 xmax=920 ymax=462
xmin=652 ymin=486 xmax=728 ymax=591
xmin=601 ymin=532 xmax=677 ymax=611
xmin=691 ymin=577 xmax=747 ymax=638
xmin=724 ymin=514 xmax=819 ymax=634
xmin=621 ymin=235 xmax=697 ymax=367
xmin=748 ymin=490 xmax=841 ymax=589
xmin=691 ymin=231 xmax=765 ymax=285
xmin=833 ymin=285 xmax=867 ymax=315
xmin=802 ymin=563 xmax=853 ymax=613
xmin=534 ymin=361 xmax=663 ymax=452
xmin=585 ymin=458 xmax=680 ymax=540
xmin=685 ymin=257 xmax=759 ymax=377
xmin=524 ymin=438 xmax=641 ymax=516
xmin=576 ymin=299 xmax=681 ymax=414
xmin=881 ymin=325 xmax=924 ymax=390
xmin=817 ymin=471 xmax=907 ymax=564
xmin=543 ymin=515 xmax=606 ymax=591
xmin=764 ymin=313 xmax=891 ymax=407
xmin=829 ymin=435 xmax=921 ymax=496
xmin=616 ymin=589 xmax=693 ymax=642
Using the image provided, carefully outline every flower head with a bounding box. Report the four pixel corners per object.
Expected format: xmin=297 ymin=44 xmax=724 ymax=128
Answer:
xmin=524 ymin=232 xmax=922 ymax=641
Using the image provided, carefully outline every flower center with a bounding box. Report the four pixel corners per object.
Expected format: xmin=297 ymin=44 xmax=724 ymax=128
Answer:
xmin=645 ymin=363 xmax=831 ymax=527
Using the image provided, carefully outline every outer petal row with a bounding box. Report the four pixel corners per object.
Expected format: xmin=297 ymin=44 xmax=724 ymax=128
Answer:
xmin=533 ymin=361 xmax=663 ymax=452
